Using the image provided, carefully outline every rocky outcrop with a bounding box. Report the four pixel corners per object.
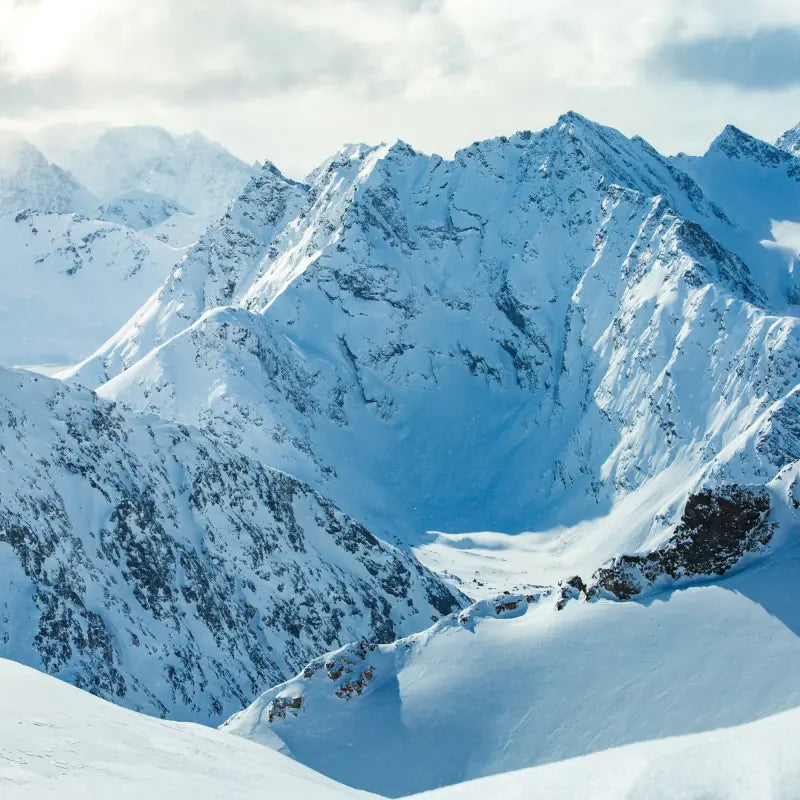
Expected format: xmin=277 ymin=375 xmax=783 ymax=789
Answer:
xmin=555 ymin=576 xmax=588 ymax=610
xmin=588 ymin=486 xmax=775 ymax=600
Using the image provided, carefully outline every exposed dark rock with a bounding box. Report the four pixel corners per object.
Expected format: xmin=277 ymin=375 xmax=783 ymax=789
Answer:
xmin=555 ymin=575 xmax=588 ymax=611
xmin=589 ymin=485 xmax=774 ymax=600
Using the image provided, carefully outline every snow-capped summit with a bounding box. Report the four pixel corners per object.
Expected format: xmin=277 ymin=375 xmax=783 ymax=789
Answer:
xmin=40 ymin=124 xmax=256 ymax=215
xmin=0 ymin=132 xmax=95 ymax=215
xmin=707 ymin=124 xmax=798 ymax=170
xmin=776 ymin=121 xmax=800 ymax=156
xmin=66 ymin=113 xmax=799 ymax=567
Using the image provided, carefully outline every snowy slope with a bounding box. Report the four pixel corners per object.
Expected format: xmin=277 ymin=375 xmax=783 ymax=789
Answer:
xmin=4 ymin=651 xmax=800 ymax=800
xmin=673 ymin=125 xmax=800 ymax=310
xmin=411 ymin=706 xmax=800 ymax=800
xmin=70 ymin=160 xmax=308 ymax=384
xmin=0 ymin=133 xmax=95 ymax=216
xmin=42 ymin=125 xmax=256 ymax=216
xmin=0 ymin=211 xmax=179 ymax=366
xmin=226 ymin=468 xmax=800 ymax=796
xmin=77 ymin=114 xmax=800 ymax=570
xmin=0 ymin=658 xmax=377 ymax=800
xmin=0 ymin=367 xmax=462 ymax=722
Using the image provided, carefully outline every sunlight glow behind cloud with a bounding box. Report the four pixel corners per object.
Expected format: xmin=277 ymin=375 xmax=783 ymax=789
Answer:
xmin=1 ymin=0 xmax=800 ymax=175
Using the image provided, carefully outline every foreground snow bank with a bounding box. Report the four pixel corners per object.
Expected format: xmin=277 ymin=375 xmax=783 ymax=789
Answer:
xmin=411 ymin=705 xmax=800 ymax=800
xmin=0 ymin=658 xmax=376 ymax=799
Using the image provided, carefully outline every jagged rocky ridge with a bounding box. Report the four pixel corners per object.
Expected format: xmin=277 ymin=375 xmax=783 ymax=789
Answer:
xmin=69 ymin=113 xmax=800 ymax=561
xmin=0 ymin=366 xmax=463 ymax=722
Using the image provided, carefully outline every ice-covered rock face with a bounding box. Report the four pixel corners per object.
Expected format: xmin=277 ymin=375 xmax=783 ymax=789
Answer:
xmin=79 ymin=114 xmax=800 ymax=552
xmin=0 ymin=367 xmax=463 ymax=723
xmin=587 ymin=485 xmax=775 ymax=600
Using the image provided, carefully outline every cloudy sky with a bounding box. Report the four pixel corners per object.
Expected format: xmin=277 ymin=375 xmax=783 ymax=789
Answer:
xmin=2 ymin=0 xmax=800 ymax=176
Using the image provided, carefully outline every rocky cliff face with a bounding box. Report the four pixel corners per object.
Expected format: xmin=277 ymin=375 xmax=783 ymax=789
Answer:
xmin=0 ymin=367 xmax=463 ymax=722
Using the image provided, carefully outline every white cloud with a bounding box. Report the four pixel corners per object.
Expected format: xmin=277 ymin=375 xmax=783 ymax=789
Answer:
xmin=1 ymin=0 xmax=800 ymax=175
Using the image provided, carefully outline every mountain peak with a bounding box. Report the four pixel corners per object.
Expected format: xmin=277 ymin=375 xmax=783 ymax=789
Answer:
xmin=707 ymin=124 xmax=793 ymax=167
xmin=556 ymin=109 xmax=592 ymax=127
xmin=776 ymin=121 xmax=800 ymax=156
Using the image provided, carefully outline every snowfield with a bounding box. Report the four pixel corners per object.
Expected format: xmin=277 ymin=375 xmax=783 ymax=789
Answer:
xmin=0 ymin=658 xmax=377 ymax=799
xmin=411 ymin=706 xmax=800 ymax=800
xmin=4 ymin=654 xmax=800 ymax=800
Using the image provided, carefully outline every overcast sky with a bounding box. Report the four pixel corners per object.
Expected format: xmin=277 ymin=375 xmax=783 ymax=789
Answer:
xmin=2 ymin=0 xmax=800 ymax=177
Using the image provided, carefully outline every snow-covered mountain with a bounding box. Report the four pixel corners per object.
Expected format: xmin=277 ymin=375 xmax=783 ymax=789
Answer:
xmin=0 ymin=367 xmax=462 ymax=722
xmin=673 ymin=124 xmax=800 ymax=309
xmin=225 ymin=467 xmax=800 ymax=796
xmin=0 ymin=211 xmax=178 ymax=367
xmin=39 ymin=125 xmax=256 ymax=216
xmin=3 ymin=112 xmax=800 ymax=797
xmin=71 ymin=114 xmax=800 ymax=575
xmin=93 ymin=189 xmax=189 ymax=230
xmin=0 ymin=127 xmax=258 ymax=368
xmin=0 ymin=133 xmax=95 ymax=216
xmin=777 ymin=121 xmax=800 ymax=157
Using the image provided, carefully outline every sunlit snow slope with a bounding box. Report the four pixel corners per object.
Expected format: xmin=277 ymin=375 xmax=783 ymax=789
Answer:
xmin=410 ymin=707 xmax=800 ymax=800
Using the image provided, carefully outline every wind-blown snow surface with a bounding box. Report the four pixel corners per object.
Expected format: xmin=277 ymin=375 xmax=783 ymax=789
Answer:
xmin=0 ymin=367 xmax=462 ymax=722
xmin=0 ymin=658 xmax=376 ymax=800
xmin=73 ymin=114 xmax=800 ymax=578
xmin=410 ymin=707 xmax=800 ymax=800
xmin=226 ymin=468 xmax=800 ymax=796
xmin=4 ymin=653 xmax=800 ymax=800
